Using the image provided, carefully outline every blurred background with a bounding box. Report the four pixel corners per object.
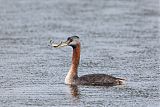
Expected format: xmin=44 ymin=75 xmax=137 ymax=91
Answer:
xmin=0 ymin=0 xmax=159 ymax=107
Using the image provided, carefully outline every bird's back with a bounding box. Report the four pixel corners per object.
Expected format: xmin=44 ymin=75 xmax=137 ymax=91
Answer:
xmin=76 ymin=74 xmax=124 ymax=86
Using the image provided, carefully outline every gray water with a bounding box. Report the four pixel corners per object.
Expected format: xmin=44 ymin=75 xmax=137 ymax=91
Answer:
xmin=0 ymin=0 xmax=160 ymax=107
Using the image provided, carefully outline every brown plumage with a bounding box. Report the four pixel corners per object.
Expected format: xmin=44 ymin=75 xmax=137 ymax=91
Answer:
xmin=76 ymin=74 xmax=124 ymax=86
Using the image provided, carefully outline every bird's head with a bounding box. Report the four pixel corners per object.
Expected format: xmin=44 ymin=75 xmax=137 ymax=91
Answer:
xmin=50 ymin=36 xmax=80 ymax=48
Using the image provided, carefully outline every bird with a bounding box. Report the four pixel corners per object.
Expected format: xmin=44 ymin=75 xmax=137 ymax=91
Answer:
xmin=50 ymin=36 xmax=125 ymax=86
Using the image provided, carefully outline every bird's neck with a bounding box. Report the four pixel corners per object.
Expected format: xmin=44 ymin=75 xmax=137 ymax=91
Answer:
xmin=65 ymin=43 xmax=80 ymax=84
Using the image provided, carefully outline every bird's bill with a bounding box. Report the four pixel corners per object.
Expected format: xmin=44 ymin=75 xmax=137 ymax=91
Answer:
xmin=50 ymin=40 xmax=70 ymax=48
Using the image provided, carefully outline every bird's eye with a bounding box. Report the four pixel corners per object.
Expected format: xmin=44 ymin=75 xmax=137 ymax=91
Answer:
xmin=70 ymin=38 xmax=73 ymax=42
xmin=67 ymin=37 xmax=73 ymax=42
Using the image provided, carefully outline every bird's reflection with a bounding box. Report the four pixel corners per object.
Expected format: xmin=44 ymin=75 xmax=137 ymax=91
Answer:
xmin=69 ymin=85 xmax=80 ymax=97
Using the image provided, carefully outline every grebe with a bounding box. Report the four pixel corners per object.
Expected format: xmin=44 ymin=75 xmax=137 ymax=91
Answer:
xmin=50 ymin=36 xmax=125 ymax=86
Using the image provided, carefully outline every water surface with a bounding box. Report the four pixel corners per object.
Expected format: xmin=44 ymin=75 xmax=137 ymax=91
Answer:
xmin=0 ymin=0 xmax=160 ymax=107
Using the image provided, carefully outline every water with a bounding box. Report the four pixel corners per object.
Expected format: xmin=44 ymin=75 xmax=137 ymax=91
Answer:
xmin=0 ymin=0 xmax=160 ymax=107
